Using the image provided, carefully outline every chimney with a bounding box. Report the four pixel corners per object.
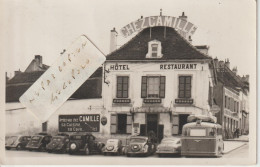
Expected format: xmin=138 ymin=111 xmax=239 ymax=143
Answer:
xmin=232 ymin=66 xmax=238 ymax=75
xmin=35 ymin=55 xmax=43 ymax=68
xmin=110 ymin=28 xmax=118 ymax=53
xmin=225 ymin=59 xmax=230 ymax=69
xmin=179 ymin=12 xmax=187 ymax=21
xmin=219 ymin=60 xmax=225 ymax=68
xmin=188 ymin=36 xmax=192 ymax=44
xmin=14 ymin=69 xmax=21 ymax=76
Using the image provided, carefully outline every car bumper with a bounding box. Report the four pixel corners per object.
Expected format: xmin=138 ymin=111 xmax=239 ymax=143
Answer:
xmin=181 ymin=151 xmax=218 ymax=157
xmin=26 ymin=146 xmax=40 ymax=150
xmin=5 ymin=145 xmax=17 ymax=149
xmin=156 ymin=150 xmax=180 ymax=154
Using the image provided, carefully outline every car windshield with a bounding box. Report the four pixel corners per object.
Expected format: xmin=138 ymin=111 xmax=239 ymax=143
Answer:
xmin=32 ymin=136 xmax=43 ymax=141
xmin=130 ymin=138 xmax=146 ymax=143
xmin=190 ymin=128 xmax=206 ymax=137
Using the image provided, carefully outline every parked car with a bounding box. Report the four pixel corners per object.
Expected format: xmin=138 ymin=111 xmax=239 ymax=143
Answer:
xmin=156 ymin=136 xmax=181 ymax=157
xmin=67 ymin=133 xmax=104 ymax=155
xmin=103 ymin=139 xmax=123 ymax=155
xmin=126 ymin=136 xmax=156 ymax=157
xmin=26 ymin=133 xmax=52 ymax=151
xmin=46 ymin=133 xmax=70 ymax=153
xmin=5 ymin=135 xmax=31 ymax=150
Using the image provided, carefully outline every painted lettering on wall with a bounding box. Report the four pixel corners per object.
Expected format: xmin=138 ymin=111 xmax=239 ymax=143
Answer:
xmin=160 ymin=64 xmax=197 ymax=70
xmin=110 ymin=64 xmax=130 ymax=70
xmin=120 ymin=16 xmax=197 ymax=38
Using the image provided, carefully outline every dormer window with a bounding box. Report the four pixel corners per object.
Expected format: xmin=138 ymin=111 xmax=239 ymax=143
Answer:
xmin=146 ymin=40 xmax=163 ymax=58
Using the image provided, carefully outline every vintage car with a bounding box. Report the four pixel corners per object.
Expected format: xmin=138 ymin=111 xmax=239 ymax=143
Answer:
xmin=5 ymin=135 xmax=31 ymax=150
xmin=67 ymin=133 xmax=104 ymax=155
xmin=46 ymin=133 xmax=69 ymax=153
xmin=103 ymin=139 xmax=123 ymax=155
xmin=156 ymin=137 xmax=181 ymax=156
xmin=126 ymin=136 xmax=156 ymax=157
xmin=26 ymin=133 xmax=52 ymax=151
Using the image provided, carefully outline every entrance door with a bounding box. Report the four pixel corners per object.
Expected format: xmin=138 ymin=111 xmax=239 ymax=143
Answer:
xmin=178 ymin=114 xmax=189 ymax=134
xmin=146 ymin=114 xmax=158 ymax=138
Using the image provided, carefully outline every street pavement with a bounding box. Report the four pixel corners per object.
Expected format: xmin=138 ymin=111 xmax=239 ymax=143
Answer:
xmin=3 ymin=141 xmax=249 ymax=165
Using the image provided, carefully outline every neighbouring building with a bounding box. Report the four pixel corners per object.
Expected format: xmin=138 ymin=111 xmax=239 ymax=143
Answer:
xmin=213 ymin=58 xmax=249 ymax=139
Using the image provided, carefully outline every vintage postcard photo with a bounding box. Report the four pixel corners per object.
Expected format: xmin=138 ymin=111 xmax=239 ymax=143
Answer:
xmin=0 ymin=0 xmax=257 ymax=165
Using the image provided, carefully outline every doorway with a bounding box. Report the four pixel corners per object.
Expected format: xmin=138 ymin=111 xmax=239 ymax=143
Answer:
xmin=146 ymin=114 xmax=158 ymax=136
xmin=178 ymin=114 xmax=189 ymax=134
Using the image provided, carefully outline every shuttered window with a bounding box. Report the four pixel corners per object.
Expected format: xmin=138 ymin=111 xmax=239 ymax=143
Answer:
xmin=110 ymin=114 xmax=132 ymax=134
xmin=151 ymin=44 xmax=158 ymax=57
xmin=141 ymin=76 xmax=165 ymax=98
xmin=178 ymin=76 xmax=191 ymax=98
xmin=117 ymin=76 xmax=129 ymax=98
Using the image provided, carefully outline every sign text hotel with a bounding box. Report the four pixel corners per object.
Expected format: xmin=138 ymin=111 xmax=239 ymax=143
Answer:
xmin=120 ymin=16 xmax=197 ymax=38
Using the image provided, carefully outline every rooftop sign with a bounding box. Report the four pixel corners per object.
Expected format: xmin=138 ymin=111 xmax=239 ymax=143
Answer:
xmin=120 ymin=16 xmax=197 ymax=38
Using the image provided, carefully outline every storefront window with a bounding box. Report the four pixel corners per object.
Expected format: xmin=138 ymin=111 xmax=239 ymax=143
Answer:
xmin=178 ymin=76 xmax=191 ymax=98
xmin=116 ymin=76 xmax=129 ymax=98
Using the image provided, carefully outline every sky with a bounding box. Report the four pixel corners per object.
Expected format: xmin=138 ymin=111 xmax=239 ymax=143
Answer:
xmin=1 ymin=0 xmax=256 ymax=78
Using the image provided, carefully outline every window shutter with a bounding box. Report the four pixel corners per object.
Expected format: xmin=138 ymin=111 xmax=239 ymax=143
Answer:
xmin=126 ymin=114 xmax=132 ymax=134
xmin=159 ymin=76 xmax=165 ymax=98
xmin=141 ymin=76 xmax=147 ymax=98
xmin=110 ymin=114 xmax=117 ymax=134
xmin=172 ymin=115 xmax=179 ymax=135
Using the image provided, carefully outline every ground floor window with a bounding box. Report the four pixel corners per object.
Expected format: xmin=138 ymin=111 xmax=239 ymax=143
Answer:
xmin=110 ymin=114 xmax=132 ymax=134
xmin=42 ymin=122 xmax=47 ymax=132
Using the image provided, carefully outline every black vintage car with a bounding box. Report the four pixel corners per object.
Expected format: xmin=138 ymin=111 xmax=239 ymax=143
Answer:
xmin=46 ymin=133 xmax=69 ymax=153
xmin=5 ymin=135 xmax=31 ymax=150
xmin=26 ymin=133 xmax=52 ymax=151
xmin=67 ymin=133 xmax=104 ymax=155
xmin=126 ymin=136 xmax=157 ymax=157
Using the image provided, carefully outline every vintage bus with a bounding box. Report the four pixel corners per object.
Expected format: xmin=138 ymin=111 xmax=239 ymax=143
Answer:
xmin=181 ymin=119 xmax=224 ymax=157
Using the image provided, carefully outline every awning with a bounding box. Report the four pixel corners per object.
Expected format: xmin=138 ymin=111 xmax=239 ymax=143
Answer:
xmin=130 ymin=106 xmax=171 ymax=113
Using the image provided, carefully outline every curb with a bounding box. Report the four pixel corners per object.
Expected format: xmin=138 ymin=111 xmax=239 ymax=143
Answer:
xmin=223 ymin=143 xmax=247 ymax=154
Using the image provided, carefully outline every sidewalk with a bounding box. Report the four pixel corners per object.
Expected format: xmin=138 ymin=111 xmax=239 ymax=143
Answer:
xmin=225 ymin=135 xmax=249 ymax=142
xmin=223 ymin=140 xmax=247 ymax=154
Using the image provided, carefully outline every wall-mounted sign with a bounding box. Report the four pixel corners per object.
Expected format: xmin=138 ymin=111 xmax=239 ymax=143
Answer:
xmin=101 ymin=116 xmax=107 ymax=126
xmin=19 ymin=35 xmax=106 ymax=123
xmin=59 ymin=114 xmax=100 ymax=132
xmin=120 ymin=16 xmax=197 ymax=38
xmin=110 ymin=64 xmax=130 ymax=70
xmin=160 ymin=63 xmax=197 ymax=70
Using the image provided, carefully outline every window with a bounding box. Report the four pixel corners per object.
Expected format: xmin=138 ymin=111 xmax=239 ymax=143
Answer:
xmin=178 ymin=76 xmax=191 ymax=98
xmin=225 ymin=96 xmax=227 ymax=108
xmin=116 ymin=76 xmax=129 ymax=98
xmin=151 ymin=44 xmax=158 ymax=57
xmin=110 ymin=114 xmax=132 ymax=134
xmin=146 ymin=40 xmax=163 ymax=58
xmin=42 ymin=122 xmax=47 ymax=132
xmin=141 ymin=76 xmax=165 ymax=98
xmin=190 ymin=128 xmax=206 ymax=136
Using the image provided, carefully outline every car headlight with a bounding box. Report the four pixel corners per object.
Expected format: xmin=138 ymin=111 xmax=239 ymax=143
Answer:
xmin=70 ymin=143 xmax=76 ymax=150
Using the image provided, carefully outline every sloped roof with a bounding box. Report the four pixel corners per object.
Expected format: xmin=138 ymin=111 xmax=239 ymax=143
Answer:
xmin=107 ymin=26 xmax=211 ymax=60
xmin=7 ymin=71 xmax=45 ymax=84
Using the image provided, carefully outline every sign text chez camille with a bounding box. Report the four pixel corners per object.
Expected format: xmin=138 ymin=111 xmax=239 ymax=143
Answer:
xmin=109 ymin=63 xmax=197 ymax=71
xmin=120 ymin=16 xmax=198 ymax=38
xmin=59 ymin=114 xmax=100 ymax=132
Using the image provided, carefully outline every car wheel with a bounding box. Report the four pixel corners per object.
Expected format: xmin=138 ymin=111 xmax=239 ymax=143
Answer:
xmin=85 ymin=147 xmax=90 ymax=155
xmin=39 ymin=145 xmax=45 ymax=152
xmin=6 ymin=147 xmax=11 ymax=150
xmin=127 ymin=153 xmax=131 ymax=157
xmin=16 ymin=144 xmax=22 ymax=150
